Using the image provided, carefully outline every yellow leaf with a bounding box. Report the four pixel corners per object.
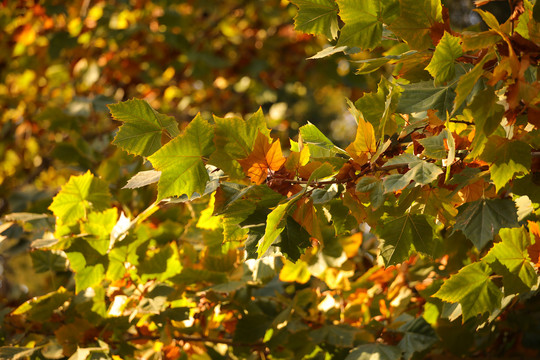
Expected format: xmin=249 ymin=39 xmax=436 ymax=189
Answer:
xmin=346 ymin=116 xmax=377 ymax=166
xmin=279 ymin=259 xmax=311 ymax=284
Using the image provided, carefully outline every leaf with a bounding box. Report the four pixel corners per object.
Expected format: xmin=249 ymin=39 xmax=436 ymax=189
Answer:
xmin=382 ymin=154 xmax=443 ymax=191
xmin=425 ymin=32 xmax=463 ymax=85
xmin=470 ymin=88 xmax=505 ymax=139
xmin=148 ymin=113 xmax=215 ymax=200
xmin=280 ymin=258 xmax=311 ymax=283
xmin=276 ymin=217 xmax=312 ymax=262
xmin=398 ymin=317 xmax=438 ymax=360
xmin=455 ymin=198 xmax=519 ymax=250
xmin=0 ymin=347 xmax=42 ymax=360
xmin=336 ymin=0 xmax=399 ymax=50
xmin=407 ymin=159 xmax=444 ymax=185
xmin=49 ymin=171 xmax=111 ymax=225
xmin=258 ymin=192 xmax=304 ymax=257
xmin=238 ymin=132 xmax=286 ymax=184
xmin=480 ymin=137 xmax=531 ymax=192
xmin=397 ymin=79 xmax=457 ymax=118
xmin=210 ymin=109 xmax=270 ymax=179
xmin=417 ymin=132 xmax=447 ymax=159
xmin=109 ymin=99 xmax=179 ymax=157
xmin=290 ymin=0 xmax=339 ymax=40
xmin=123 ymin=170 xmax=161 ymax=189
xmin=310 ymin=324 xmax=357 ymax=347
xmin=375 ymin=213 xmax=437 ymax=266
xmin=433 ymin=262 xmax=502 ymax=322
xmin=346 ymin=344 xmax=401 ymax=360
xmin=75 ymin=263 xmax=104 ymax=293
xmin=356 ymin=176 xmax=385 ymax=209
xmin=346 ymin=115 xmax=377 ymax=165
xmin=139 ymin=242 xmax=182 ymax=282
xmin=528 ymin=221 xmax=540 ymax=267
xmin=355 ymin=76 xmax=400 ymax=138
xmin=31 ymin=250 xmax=68 ymax=273
xmin=299 ymin=122 xmax=349 ymax=158
xmin=233 ymin=314 xmax=272 ymax=343
xmin=484 ymin=227 xmax=537 ymax=293
xmin=388 ymin=0 xmax=443 ymax=50
xmin=13 ymin=287 xmax=72 ymax=322
xmin=453 ymin=51 xmax=496 ymax=113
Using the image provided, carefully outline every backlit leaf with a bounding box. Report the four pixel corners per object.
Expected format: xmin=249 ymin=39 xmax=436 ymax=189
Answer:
xmin=109 ymin=99 xmax=179 ymax=157
xmin=299 ymin=122 xmax=349 ymax=157
xmin=49 ymin=171 xmax=111 ymax=225
xmin=480 ymin=137 xmax=531 ymax=192
xmin=290 ymin=0 xmax=339 ymax=40
xmin=346 ymin=115 xmax=377 ymax=166
xmin=148 ymin=113 xmax=215 ymax=200
xmin=389 ymin=0 xmax=442 ymax=50
xmin=346 ymin=344 xmax=401 ymax=360
xmin=238 ymin=132 xmax=286 ymax=184
xmin=425 ymin=32 xmax=462 ymax=85
xmin=397 ymin=79 xmax=458 ymax=118
xmin=433 ymin=262 xmax=502 ymax=322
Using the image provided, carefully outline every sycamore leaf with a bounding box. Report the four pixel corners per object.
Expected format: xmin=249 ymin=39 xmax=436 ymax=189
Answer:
xmin=109 ymin=99 xmax=179 ymax=157
xmin=75 ymin=263 xmax=104 ymax=293
xmin=398 ymin=317 xmax=438 ymax=360
xmin=433 ymin=262 xmax=502 ymax=322
xmin=210 ymin=109 xmax=270 ymax=179
xmin=454 ymin=198 xmax=519 ymax=250
xmin=346 ymin=116 xmax=377 ymax=165
xmin=290 ymin=0 xmax=339 ymax=40
xmin=425 ymin=32 xmax=463 ymax=85
xmin=376 ymin=213 xmax=437 ymax=266
xmin=336 ymin=0 xmax=399 ymax=50
xmin=397 ymin=78 xmax=458 ymax=118
xmin=238 ymin=132 xmax=286 ymax=184
xmin=13 ymin=287 xmax=72 ymax=322
xmin=356 ymin=176 xmax=385 ymax=209
xmin=299 ymin=122 xmax=349 ymax=157
xmin=280 ymin=258 xmax=311 ymax=283
xmin=417 ymin=132 xmax=447 ymax=159
xmin=49 ymin=171 xmax=111 ymax=225
xmin=453 ymin=51 xmax=496 ymax=113
xmin=480 ymin=137 xmax=531 ymax=192
xmin=346 ymin=344 xmax=401 ymax=360
xmin=388 ymin=0 xmax=442 ymax=50
xmin=123 ymin=170 xmax=161 ymax=189
xmin=484 ymin=227 xmax=537 ymax=292
xmin=382 ymin=154 xmax=443 ymax=191
xmin=259 ymin=192 xmax=304 ymax=257
xmin=276 ymin=217 xmax=312 ymax=262
xmin=470 ymin=88 xmax=505 ymax=140
xmin=148 ymin=114 xmax=215 ymax=200
xmin=528 ymin=221 xmax=540 ymax=267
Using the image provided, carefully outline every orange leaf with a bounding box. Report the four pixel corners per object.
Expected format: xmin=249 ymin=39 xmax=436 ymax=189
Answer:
xmin=346 ymin=116 xmax=377 ymax=166
xmin=237 ymin=131 xmax=286 ymax=184
xmin=527 ymin=221 xmax=540 ymax=267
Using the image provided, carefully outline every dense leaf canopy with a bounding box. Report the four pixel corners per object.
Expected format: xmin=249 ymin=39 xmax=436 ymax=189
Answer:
xmin=2 ymin=0 xmax=540 ymax=359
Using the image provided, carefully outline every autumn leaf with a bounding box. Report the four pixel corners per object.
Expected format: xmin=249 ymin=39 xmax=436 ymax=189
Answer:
xmin=346 ymin=115 xmax=377 ymax=166
xmin=527 ymin=221 xmax=540 ymax=267
xmin=238 ymin=131 xmax=286 ymax=184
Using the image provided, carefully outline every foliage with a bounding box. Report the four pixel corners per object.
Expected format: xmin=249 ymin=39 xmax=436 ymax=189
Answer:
xmin=2 ymin=0 xmax=540 ymax=359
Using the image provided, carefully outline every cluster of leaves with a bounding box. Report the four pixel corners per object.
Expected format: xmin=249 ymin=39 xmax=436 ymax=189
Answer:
xmin=2 ymin=0 xmax=540 ymax=359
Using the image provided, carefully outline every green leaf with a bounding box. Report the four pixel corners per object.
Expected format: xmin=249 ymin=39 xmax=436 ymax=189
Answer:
xmin=382 ymin=154 xmax=443 ymax=191
xmin=534 ymin=0 xmax=540 ymax=22
xmin=49 ymin=171 xmax=111 ymax=225
xmin=75 ymin=263 xmax=105 ymax=293
xmin=109 ymin=99 xmax=179 ymax=157
xmin=425 ymin=32 xmax=463 ymax=85
xmin=453 ymin=51 xmax=496 ymax=113
xmin=233 ymin=314 xmax=272 ymax=343
xmin=299 ymin=122 xmax=348 ymax=157
xmin=388 ymin=0 xmax=442 ymax=50
xmin=346 ymin=344 xmax=402 ymax=360
xmin=455 ymin=198 xmax=519 ymax=250
xmin=276 ymin=217 xmax=311 ymax=262
xmin=376 ymin=213 xmax=437 ymax=266
xmin=433 ymin=262 xmax=502 ymax=322
xmin=355 ymin=76 xmax=400 ymax=138
xmin=470 ymin=88 xmax=505 ymax=138
xmin=483 ymin=227 xmax=537 ymax=293
xmin=480 ymin=137 xmax=531 ymax=192
xmin=290 ymin=0 xmax=339 ymax=40
xmin=31 ymin=250 xmax=68 ymax=273
xmin=210 ymin=109 xmax=270 ymax=179
xmin=336 ymin=0 xmax=399 ymax=50
xmin=310 ymin=324 xmax=357 ymax=347
xmin=356 ymin=176 xmax=385 ymax=209
xmin=397 ymin=78 xmax=458 ymax=118
xmin=398 ymin=317 xmax=438 ymax=360
xmin=259 ymin=192 xmax=304 ymax=257
xmin=148 ymin=113 xmax=215 ymax=200
xmin=13 ymin=287 xmax=72 ymax=322
xmin=139 ymin=242 xmax=182 ymax=282
xmin=407 ymin=159 xmax=443 ymax=185
xmin=417 ymin=132 xmax=447 ymax=159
